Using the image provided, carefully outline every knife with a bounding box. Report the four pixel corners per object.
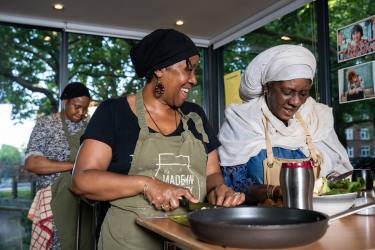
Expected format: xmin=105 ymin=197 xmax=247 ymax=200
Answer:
xmin=178 ymin=199 xmax=225 ymax=210
xmin=327 ymin=170 xmax=353 ymax=183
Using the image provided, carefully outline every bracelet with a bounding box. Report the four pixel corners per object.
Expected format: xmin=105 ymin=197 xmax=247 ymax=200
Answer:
xmin=207 ymin=186 xmax=218 ymax=195
xmin=271 ymin=185 xmax=279 ymax=200
xmin=143 ymin=183 xmax=149 ymax=200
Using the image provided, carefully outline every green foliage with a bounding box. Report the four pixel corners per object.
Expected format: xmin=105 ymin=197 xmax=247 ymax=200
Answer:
xmin=0 ymin=26 xmax=59 ymax=123
xmin=0 ymin=145 xmax=20 ymax=162
xmin=0 ymin=26 xmax=206 ymax=125
xmin=0 ymin=145 xmax=20 ymax=180
xmin=0 ymin=27 xmax=147 ymax=123
xmin=0 ymin=190 xmax=31 ymax=199
xmin=68 ymin=34 xmax=144 ymax=101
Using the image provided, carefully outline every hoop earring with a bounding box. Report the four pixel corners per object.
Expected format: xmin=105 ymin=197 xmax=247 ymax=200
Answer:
xmin=264 ymin=90 xmax=267 ymax=95
xmin=155 ymin=78 xmax=165 ymax=94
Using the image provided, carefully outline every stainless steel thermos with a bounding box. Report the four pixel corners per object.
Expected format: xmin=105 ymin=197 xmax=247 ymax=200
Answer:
xmin=352 ymin=169 xmax=375 ymax=215
xmin=280 ymin=160 xmax=315 ymax=210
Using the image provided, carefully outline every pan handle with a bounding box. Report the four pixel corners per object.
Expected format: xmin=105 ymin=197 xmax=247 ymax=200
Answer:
xmin=329 ymin=201 xmax=375 ymax=223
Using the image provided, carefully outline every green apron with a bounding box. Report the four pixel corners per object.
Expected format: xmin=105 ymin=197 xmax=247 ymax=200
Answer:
xmin=50 ymin=109 xmax=93 ymax=250
xmin=98 ymin=89 xmax=209 ymax=250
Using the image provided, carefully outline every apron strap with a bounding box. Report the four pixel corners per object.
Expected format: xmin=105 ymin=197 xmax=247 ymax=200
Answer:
xmin=135 ymin=89 xmax=149 ymax=132
xmin=262 ymin=114 xmax=274 ymax=167
xmin=178 ymin=108 xmax=210 ymax=143
xmin=178 ymin=109 xmax=209 ymax=143
xmin=295 ymin=112 xmax=318 ymax=162
xmin=262 ymin=112 xmax=319 ymax=166
xmin=61 ymin=109 xmax=71 ymax=138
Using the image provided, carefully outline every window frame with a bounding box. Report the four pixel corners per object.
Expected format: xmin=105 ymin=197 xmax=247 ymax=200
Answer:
xmin=361 ymin=145 xmax=371 ymax=157
xmin=360 ymin=128 xmax=370 ymax=140
xmin=345 ymin=129 xmax=353 ymax=140
xmin=347 ymin=146 xmax=354 ymax=158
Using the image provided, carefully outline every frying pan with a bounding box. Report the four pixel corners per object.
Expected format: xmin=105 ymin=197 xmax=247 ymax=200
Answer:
xmin=187 ymin=201 xmax=375 ymax=249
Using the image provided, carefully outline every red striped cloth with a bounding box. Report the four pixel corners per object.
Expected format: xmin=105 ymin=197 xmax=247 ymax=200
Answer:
xmin=28 ymin=185 xmax=53 ymax=250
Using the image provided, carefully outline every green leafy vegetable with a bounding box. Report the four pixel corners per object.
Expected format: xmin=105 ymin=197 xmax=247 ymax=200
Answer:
xmin=321 ymin=177 xmax=331 ymax=194
xmin=322 ymin=188 xmax=350 ymax=195
xmin=348 ymin=177 xmax=366 ymax=192
xmin=321 ymin=177 xmax=365 ymax=196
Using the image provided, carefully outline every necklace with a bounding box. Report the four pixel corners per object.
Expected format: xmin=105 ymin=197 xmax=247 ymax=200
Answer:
xmin=143 ymin=103 xmax=178 ymax=135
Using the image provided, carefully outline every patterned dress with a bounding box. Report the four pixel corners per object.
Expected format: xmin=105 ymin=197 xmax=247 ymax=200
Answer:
xmin=347 ymin=39 xmax=374 ymax=59
xmin=25 ymin=113 xmax=87 ymax=250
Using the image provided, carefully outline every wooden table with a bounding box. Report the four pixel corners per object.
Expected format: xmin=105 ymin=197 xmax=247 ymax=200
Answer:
xmin=137 ymin=214 xmax=375 ymax=250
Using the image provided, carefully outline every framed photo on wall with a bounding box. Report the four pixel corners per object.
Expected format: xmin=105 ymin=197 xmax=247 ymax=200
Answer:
xmin=339 ymin=60 xmax=375 ymax=104
xmin=337 ymin=15 xmax=375 ymax=63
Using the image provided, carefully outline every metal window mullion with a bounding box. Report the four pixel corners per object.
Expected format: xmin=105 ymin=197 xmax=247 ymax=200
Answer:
xmin=202 ymin=48 xmax=210 ymax=117
xmin=316 ymin=0 xmax=332 ymax=107
xmin=216 ymin=47 xmax=225 ymax=130
xmin=59 ymin=30 xmax=69 ymax=111
xmin=207 ymin=45 xmax=219 ymax=133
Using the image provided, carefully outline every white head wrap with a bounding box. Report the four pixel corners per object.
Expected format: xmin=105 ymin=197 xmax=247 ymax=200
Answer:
xmin=218 ymin=45 xmax=352 ymax=177
xmin=239 ymin=45 xmax=316 ymax=102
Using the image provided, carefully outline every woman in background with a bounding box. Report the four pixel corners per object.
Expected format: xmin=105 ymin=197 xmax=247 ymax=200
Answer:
xmin=25 ymin=82 xmax=90 ymax=250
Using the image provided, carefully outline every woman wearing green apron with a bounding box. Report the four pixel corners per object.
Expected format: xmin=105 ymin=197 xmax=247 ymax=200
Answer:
xmin=218 ymin=45 xmax=353 ymax=205
xmin=72 ymin=29 xmax=245 ymax=249
xmin=25 ymin=82 xmax=90 ymax=249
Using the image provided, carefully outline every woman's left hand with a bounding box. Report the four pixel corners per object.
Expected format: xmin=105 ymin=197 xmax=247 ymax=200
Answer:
xmin=207 ymin=184 xmax=246 ymax=207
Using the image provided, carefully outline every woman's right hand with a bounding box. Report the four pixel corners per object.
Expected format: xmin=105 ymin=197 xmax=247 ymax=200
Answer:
xmin=143 ymin=178 xmax=198 ymax=211
xmin=271 ymin=185 xmax=283 ymax=202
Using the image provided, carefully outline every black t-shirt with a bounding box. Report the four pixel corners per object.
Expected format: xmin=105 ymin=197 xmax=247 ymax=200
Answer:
xmin=81 ymin=96 xmax=221 ymax=175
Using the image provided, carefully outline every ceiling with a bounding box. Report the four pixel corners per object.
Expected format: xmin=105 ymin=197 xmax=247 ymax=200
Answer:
xmin=0 ymin=0 xmax=305 ymax=48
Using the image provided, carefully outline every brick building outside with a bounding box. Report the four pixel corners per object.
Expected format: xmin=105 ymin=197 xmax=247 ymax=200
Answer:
xmin=345 ymin=123 xmax=375 ymax=159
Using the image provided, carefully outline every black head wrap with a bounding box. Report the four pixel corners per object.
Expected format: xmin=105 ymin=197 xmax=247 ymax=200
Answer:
xmin=130 ymin=29 xmax=200 ymax=78
xmin=60 ymin=82 xmax=90 ymax=100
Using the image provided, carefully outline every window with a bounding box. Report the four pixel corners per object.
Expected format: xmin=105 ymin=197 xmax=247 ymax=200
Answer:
xmin=68 ymin=34 xmax=143 ymax=112
xmin=222 ymin=2 xmax=318 ymax=126
xmin=361 ymin=145 xmax=371 ymax=157
xmin=345 ymin=129 xmax=353 ymax=140
xmin=68 ymin=34 xmax=204 ymax=109
xmin=360 ymin=128 xmax=370 ymax=140
xmin=329 ymin=0 xmax=375 ymax=161
xmin=347 ymin=147 xmax=354 ymax=158
xmin=0 ymin=24 xmax=61 ymax=248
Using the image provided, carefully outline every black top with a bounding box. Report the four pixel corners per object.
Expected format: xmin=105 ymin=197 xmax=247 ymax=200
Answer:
xmin=81 ymin=96 xmax=221 ymax=175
